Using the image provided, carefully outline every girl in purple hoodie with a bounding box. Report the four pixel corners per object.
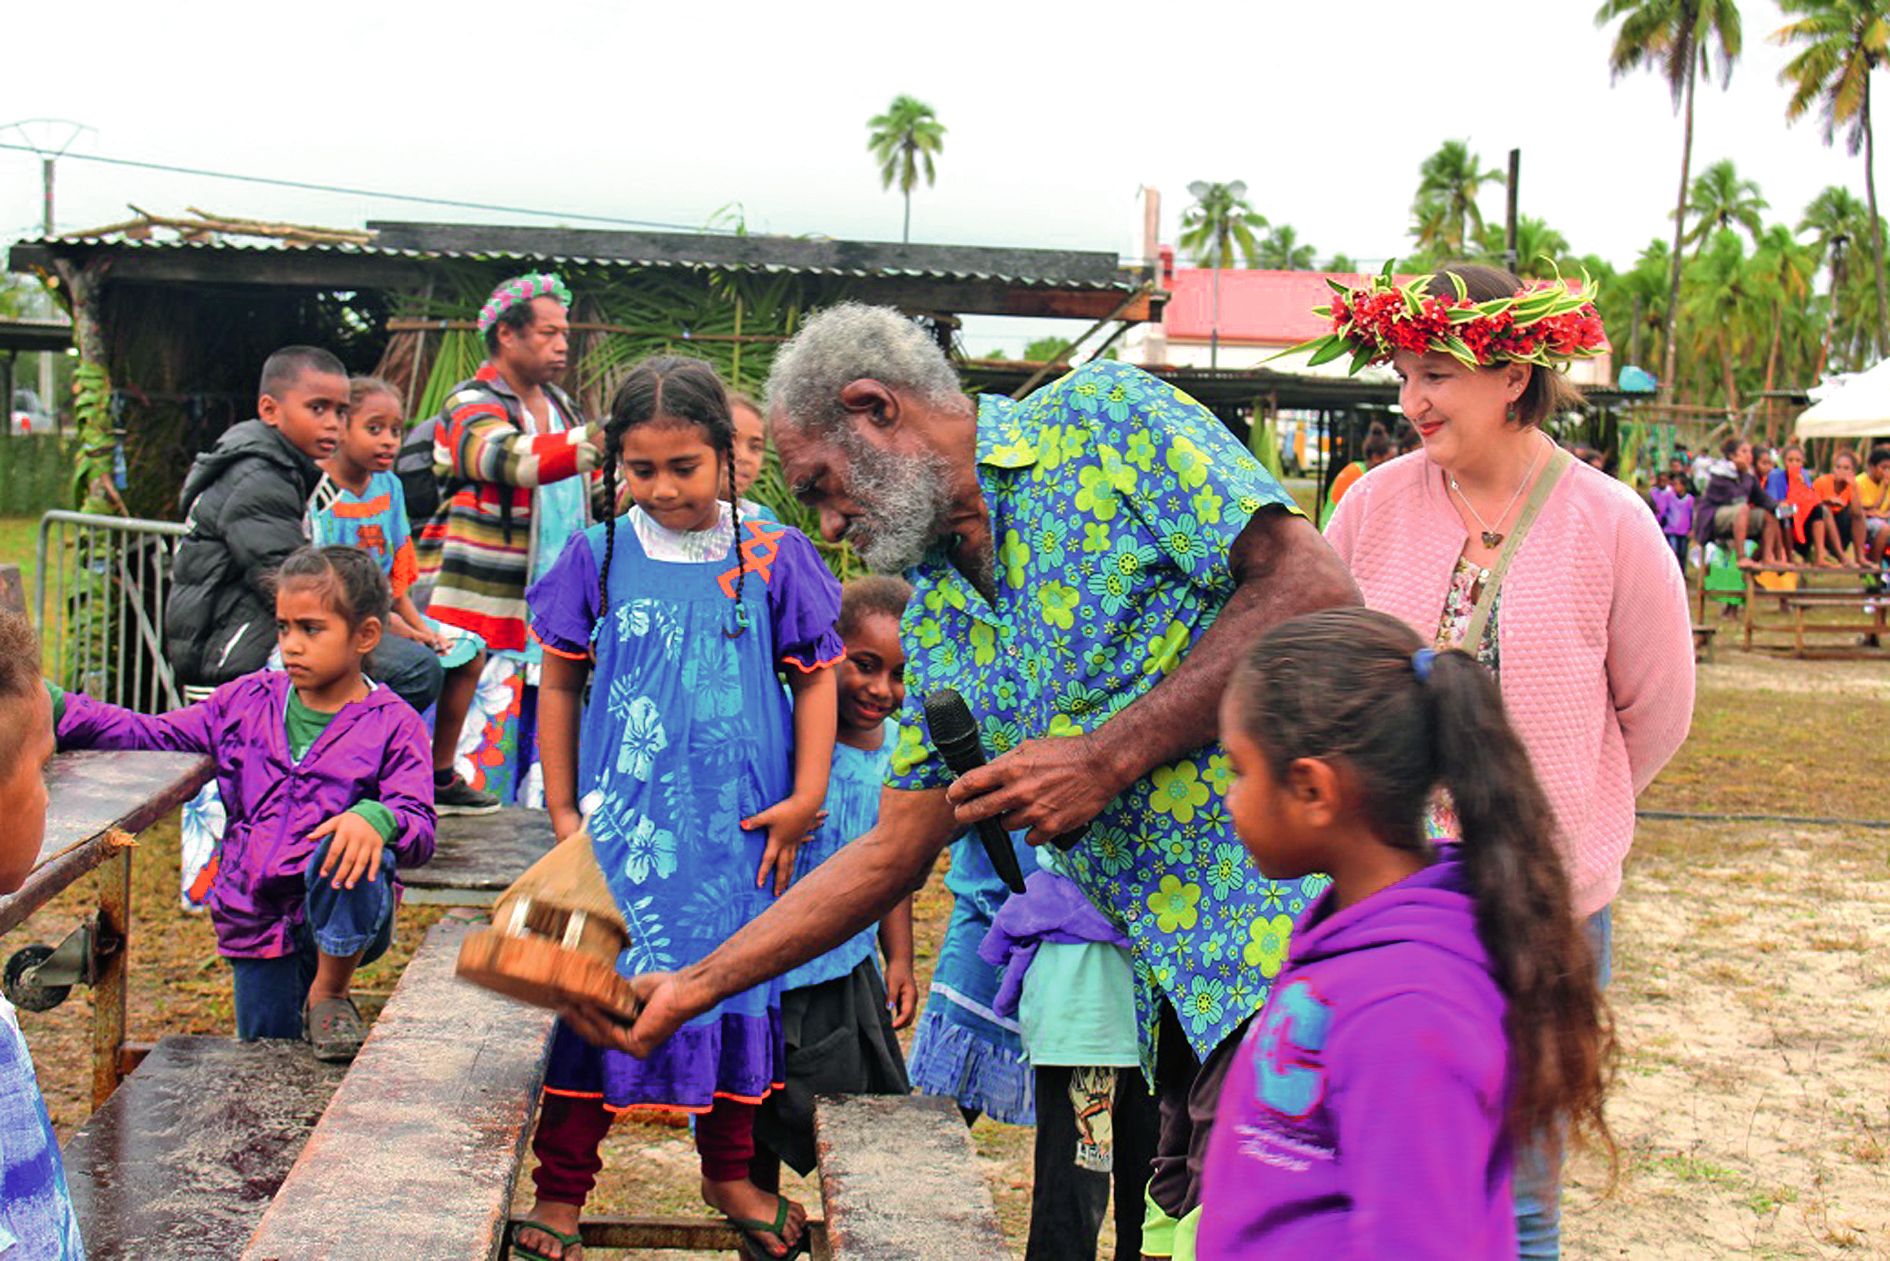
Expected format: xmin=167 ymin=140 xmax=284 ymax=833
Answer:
xmin=1199 ymin=607 xmax=1613 ymax=1259
xmin=54 ymin=546 xmax=434 ymax=1061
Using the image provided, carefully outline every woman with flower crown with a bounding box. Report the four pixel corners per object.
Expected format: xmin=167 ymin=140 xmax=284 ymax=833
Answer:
xmin=1307 ymin=262 xmax=1694 ymax=1258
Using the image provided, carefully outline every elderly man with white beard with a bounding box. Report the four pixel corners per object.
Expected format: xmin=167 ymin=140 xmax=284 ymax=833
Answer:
xmin=562 ymin=303 xmax=1360 ymax=1259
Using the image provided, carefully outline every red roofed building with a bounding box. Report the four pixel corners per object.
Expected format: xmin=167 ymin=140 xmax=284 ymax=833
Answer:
xmin=1123 ymin=249 xmax=1612 ymax=386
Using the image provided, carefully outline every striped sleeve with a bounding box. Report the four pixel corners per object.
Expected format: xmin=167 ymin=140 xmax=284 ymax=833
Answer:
xmin=437 ymin=390 xmax=602 ymax=489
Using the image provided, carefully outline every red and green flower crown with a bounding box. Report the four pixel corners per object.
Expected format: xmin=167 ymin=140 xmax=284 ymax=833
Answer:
xmin=1284 ymin=262 xmax=1609 ymax=374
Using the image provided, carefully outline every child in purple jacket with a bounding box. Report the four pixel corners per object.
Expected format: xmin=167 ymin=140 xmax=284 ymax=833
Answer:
xmin=55 ymin=547 xmax=435 ymax=1061
xmin=1199 ymin=608 xmax=1613 ymax=1259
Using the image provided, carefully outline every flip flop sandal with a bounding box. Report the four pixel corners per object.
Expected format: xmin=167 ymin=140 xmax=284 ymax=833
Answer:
xmin=727 ymin=1194 xmax=809 ymax=1260
xmin=304 ymin=996 xmax=366 ymax=1064
xmin=509 ymin=1218 xmax=583 ymax=1261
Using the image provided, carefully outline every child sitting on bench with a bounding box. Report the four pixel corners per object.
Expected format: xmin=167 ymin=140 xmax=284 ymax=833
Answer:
xmin=0 ymin=612 xmax=87 ymax=1258
xmin=53 ymin=547 xmax=436 ymax=1062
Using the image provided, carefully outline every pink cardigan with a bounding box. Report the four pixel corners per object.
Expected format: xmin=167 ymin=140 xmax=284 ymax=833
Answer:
xmin=1326 ymin=450 xmax=1694 ymax=916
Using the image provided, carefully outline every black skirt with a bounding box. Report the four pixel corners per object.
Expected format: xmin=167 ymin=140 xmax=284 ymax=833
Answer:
xmin=754 ymin=955 xmax=912 ymax=1174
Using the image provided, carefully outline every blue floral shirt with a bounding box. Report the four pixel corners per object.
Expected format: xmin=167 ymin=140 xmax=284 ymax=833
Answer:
xmin=887 ymin=361 xmax=1324 ymax=1072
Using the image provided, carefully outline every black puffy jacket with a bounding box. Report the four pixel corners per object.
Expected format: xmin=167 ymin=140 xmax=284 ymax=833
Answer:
xmin=164 ymin=420 xmax=323 ymax=686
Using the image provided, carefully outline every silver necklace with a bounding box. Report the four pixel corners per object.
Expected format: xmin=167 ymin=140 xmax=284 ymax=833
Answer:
xmin=1450 ymin=437 xmax=1549 ymax=549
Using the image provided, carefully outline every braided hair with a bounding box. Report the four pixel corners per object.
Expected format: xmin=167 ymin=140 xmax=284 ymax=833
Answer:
xmin=596 ymin=356 xmax=748 ymax=637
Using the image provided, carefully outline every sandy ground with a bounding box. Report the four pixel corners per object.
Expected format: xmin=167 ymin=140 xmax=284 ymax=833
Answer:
xmin=10 ymin=649 xmax=1889 ymax=1257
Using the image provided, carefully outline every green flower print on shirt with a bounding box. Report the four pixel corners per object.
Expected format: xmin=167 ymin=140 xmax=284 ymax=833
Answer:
xmin=969 ymin=623 xmax=997 ymax=666
xmin=1161 ymin=515 xmax=1209 ymax=570
xmin=1203 ymin=753 xmax=1234 ymax=795
xmin=1000 ymin=528 xmax=1030 ymax=588
xmin=890 ymin=722 xmax=929 ymax=778
xmin=1034 ymin=519 xmax=1070 ymax=568
xmin=1125 ymin=428 xmax=1157 ymax=471
xmin=1092 ymin=826 xmax=1135 ymax=876
xmin=1149 ymin=761 xmax=1210 ymax=823
xmin=1039 ymin=582 xmax=1080 ymax=630
xmin=1299 ymin=872 xmax=1334 ymax=902
xmin=1184 ymin=975 xmax=1227 ymax=1035
xmin=1148 ymin=875 xmax=1201 ymax=933
xmin=1082 ymin=522 xmax=1111 ymax=553
xmin=1166 ymin=434 xmax=1211 ymax=489
xmin=1141 ymin=621 xmax=1191 ymax=677
xmin=1244 ymin=913 xmax=1295 ymax=977
xmin=1192 ymin=484 xmax=1225 ymax=526
xmin=1205 ymin=841 xmax=1247 ymax=900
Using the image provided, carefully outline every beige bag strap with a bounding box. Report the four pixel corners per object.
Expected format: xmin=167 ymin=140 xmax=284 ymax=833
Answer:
xmin=1459 ymin=445 xmax=1574 ymax=650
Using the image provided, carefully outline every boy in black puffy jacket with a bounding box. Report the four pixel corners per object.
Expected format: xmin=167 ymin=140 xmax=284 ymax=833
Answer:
xmin=165 ymin=346 xmax=347 ymax=687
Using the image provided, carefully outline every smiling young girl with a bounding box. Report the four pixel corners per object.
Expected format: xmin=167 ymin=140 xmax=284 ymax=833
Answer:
xmin=311 ymin=376 xmax=495 ymax=813
xmin=516 ymin=356 xmax=840 ymax=1261
xmin=54 ymin=547 xmax=435 ymax=1061
xmin=1199 ymin=607 xmax=1614 ymax=1258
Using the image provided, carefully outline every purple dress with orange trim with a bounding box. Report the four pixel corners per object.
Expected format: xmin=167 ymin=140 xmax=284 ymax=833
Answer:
xmin=527 ymin=505 xmax=843 ymax=1110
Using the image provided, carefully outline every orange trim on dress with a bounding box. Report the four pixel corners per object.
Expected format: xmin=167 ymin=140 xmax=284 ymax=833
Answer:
xmin=781 ymin=649 xmax=845 ymax=674
xmin=541 ymin=1083 xmax=788 ymax=1114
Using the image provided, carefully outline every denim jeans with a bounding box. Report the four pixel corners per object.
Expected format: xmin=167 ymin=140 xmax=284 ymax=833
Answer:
xmin=1513 ymin=904 xmax=1613 ymax=1259
xmin=228 ymin=837 xmax=396 ymax=1041
xmin=370 ymin=633 xmax=445 ymax=716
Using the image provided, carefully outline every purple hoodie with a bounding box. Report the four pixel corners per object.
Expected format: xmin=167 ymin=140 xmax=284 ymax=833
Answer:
xmin=57 ymin=671 xmax=435 ymax=958
xmin=1198 ymin=852 xmax=1514 ymax=1259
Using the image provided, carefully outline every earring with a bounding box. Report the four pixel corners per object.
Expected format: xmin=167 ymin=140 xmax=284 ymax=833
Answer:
xmin=1506 ymin=403 xmax=1518 ymax=423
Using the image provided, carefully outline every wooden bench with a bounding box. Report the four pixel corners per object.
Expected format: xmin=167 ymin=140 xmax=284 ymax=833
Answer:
xmin=400 ymin=806 xmax=554 ymax=907
xmin=242 ymin=917 xmax=556 ymax=1259
xmin=814 ymin=1095 xmax=1007 ymax=1260
xmin=62 ymin=1037 xmax=345 ymax=1259
xmin=567 ymin=1095 xmax=1003 ymax=1258
xmin=1692 ymin=623 xmax=1718 ymax=663
xmin=1783 ymin=592 xmax=1887 ymax=657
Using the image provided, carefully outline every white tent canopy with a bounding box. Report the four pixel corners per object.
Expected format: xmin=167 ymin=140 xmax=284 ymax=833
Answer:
xmin=1795 ymin=359 xmax=1890 ymax=439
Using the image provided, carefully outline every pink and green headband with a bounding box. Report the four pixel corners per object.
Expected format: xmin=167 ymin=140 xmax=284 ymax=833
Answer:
xmin=477 ymin=272 xmax=573 ymax=334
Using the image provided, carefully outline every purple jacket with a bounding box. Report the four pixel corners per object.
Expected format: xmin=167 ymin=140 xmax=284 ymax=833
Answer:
xmin=977 ymin=870 xmax=1128 ymax=1018
xmin=1198 ymin=852 xmax=1514 ymax=1259
xmin=57 ymin=672 xmax=435 ymax=958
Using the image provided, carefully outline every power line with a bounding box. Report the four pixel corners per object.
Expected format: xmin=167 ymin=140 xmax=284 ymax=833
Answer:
xmin=0 ymin=141 xmax=731 ymax=236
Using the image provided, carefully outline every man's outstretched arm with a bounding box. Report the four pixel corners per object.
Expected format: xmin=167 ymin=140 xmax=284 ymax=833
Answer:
xmin=572 ymin=786 xmax=959 ymax=1056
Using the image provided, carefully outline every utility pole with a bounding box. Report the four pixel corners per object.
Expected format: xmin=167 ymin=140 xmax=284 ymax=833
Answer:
xmin=1504 ymin=148 xmax=1521 ymax=275
xmin=2 ymin=119 xmax=93 ymax=428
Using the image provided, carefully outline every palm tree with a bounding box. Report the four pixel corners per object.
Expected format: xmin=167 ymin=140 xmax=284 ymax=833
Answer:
xmin=866 ymin=95 xmax=946 ymax=243
xmin=1324 ymin=252 xmax=1359 ymax=273
xmin=1682 ymin=229 xmax=1764 ymax=412
xmin=1473 ymin=215 xmax=1571 ymax=278
xmin=1799 ymin=183 xmax=1871 ymax=371
xmin=1408 ymin=197 xmax=1457 ymax=264
xmin=1412 ymin=140 xmax=1499 ymax=255
xmin=1597 ymin=0 xmax=1744 ymax=407
xmin=1684 ymin=159 xmax=1769 ymax=251
xmin=1257 ymin=225 xmax=1317 ymax=270
xmin=1179 ymin=180 xmax=1267 ymax=367
xmin=1752 ymin=223 xmax=1820 ymax=427
xmin=1775 ymin=0 xmax=1890 ymax=357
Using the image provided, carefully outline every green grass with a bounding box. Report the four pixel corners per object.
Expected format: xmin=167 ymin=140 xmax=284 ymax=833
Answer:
xmin=0 ymin=515 xmax=41 ymax=612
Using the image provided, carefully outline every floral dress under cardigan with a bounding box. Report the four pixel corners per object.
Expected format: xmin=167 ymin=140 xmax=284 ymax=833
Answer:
xmin=527 ymin=505 xmax=843 ymax=1110
xmin=1425 ymin=557 xmax=1502 ymax=843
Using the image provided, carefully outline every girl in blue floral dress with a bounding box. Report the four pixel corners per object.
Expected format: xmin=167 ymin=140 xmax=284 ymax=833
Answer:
xmin=516 ymin=357 xmax=841 ymax=1261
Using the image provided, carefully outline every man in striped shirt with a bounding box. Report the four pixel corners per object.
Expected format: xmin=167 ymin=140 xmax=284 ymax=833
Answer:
xmin=417 ymin=273 xmax=606 ymax=654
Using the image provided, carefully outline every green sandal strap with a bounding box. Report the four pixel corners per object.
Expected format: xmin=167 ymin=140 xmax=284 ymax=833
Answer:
xmin=728 ymin=1194 xmax=808 ymax=1258
xmin=511 ymin=1217 xmax=583 ymax=1261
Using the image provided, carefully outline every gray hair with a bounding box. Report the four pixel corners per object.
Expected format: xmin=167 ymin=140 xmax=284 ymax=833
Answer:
xmin=765 ymin=302 xmax=964 ymax=434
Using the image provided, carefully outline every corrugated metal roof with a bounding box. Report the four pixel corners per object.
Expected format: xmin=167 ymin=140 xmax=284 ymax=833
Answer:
xmin=20 ymin=229 xmax=1143 ymax=292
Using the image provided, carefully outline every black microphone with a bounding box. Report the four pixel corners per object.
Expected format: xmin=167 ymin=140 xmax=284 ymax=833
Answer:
xmin=921 ymin=689 xmax=1028 ymax=894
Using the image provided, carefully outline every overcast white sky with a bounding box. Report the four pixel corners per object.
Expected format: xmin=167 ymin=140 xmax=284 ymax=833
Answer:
xmin=1 ymin=0 xmax=1875 ymax=352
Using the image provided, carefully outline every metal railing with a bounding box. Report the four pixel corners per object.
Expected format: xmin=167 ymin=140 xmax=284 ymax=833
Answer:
xmin=36 ymin=510 xmax=189 ymax=714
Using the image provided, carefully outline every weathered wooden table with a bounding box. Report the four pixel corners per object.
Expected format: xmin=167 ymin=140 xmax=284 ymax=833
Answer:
xmin=0 ymin=748 xmax=212 ymax=1106
xmin=401 ymin=805 xmax=555 ymax=906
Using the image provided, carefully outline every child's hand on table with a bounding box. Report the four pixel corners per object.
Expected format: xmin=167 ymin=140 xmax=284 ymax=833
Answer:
xmin=312 ymin=812 xmax=385 ymax=889
xmin=743 ymin=792 xmax=821 ymax=896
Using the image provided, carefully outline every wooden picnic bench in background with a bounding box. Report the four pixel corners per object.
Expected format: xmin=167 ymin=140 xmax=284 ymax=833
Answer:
xmin=0 ymin=748 xmax=213 ymax=1104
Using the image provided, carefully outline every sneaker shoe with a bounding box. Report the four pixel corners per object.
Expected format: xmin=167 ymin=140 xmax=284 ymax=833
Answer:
xmin=305 ymin=996 xmax=367 ymax=1063
xmin=436 ymin=774 xmax=501 ymax=816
